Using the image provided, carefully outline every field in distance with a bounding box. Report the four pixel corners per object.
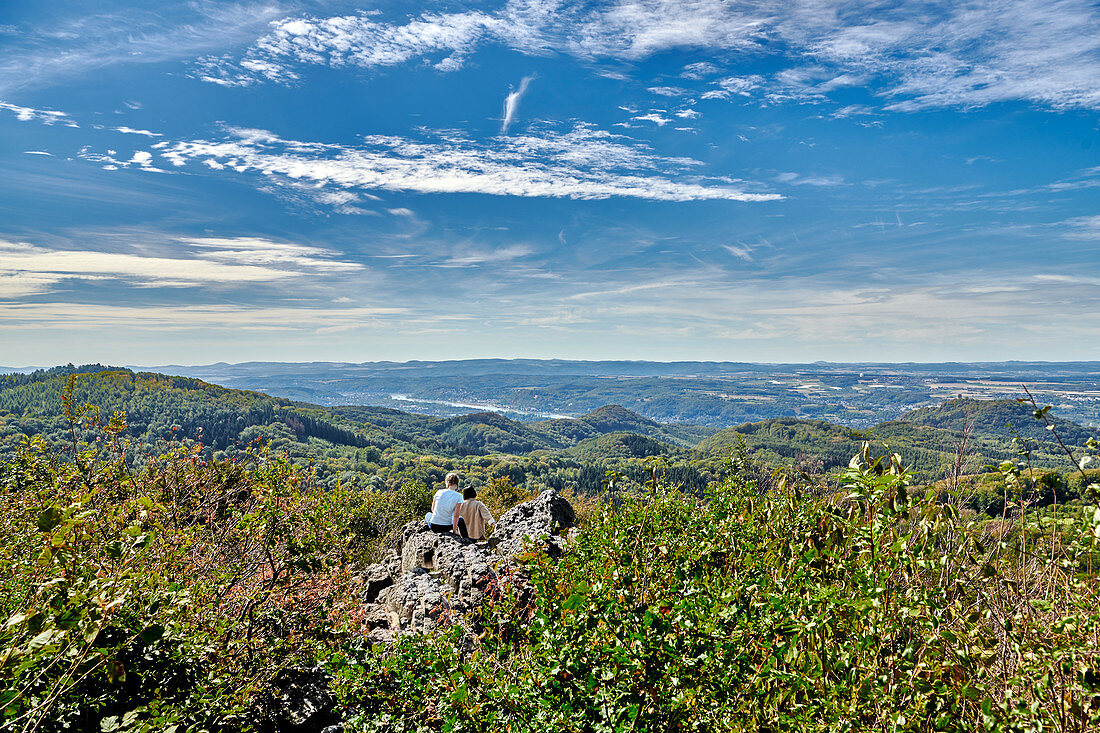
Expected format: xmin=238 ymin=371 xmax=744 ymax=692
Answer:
xmin=111 ymin=359 xmax=1100 ymax=428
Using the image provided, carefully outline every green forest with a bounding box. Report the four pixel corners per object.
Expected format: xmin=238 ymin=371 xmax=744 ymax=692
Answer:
xmin=2 ymin=366 xmax=1099 ymax=731
xmin=2 ymin=366 xmax=1096 ymax=515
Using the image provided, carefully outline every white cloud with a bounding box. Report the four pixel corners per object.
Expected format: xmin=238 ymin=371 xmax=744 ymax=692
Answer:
xmin=0 ymin=2 xmax=289 ymax=95
xmin=438 ymin=244 xmax=533 ymax=267
xmin=78 ymin=145 xmax=167 ymax=172
xmin=681 ymin=61 xmax=722 ymax=79
xmin=1061 ymin=215 xmax=1100 ymax=240
xmin=0 ymin=302 xmax=405 ymax=332
xmin=775 ymin=172 xmax=845 ymax=187
xmin=0 ymin=235 xmax=363 ymax=298
xmin=202 ymin=0 xmax=1100 ymax=113
xmin=148 ymin=123 xmax=781 ymax=203
xmin=674 ymin=108 xmax=701 ymax=119
xmin=113 ymin=126 xmax=162 ymax=137
xmin=631 ymin=113 xmax=672 ymax=126
xmin=197 ymin=9 xmax=502 ymax=85
xmin=23 ymin=150 xmax=53 ymax=156
xmin=722 ymin=244 xmax=754 ymax=261
xmin=501 ymin=74 xmax=535 ymax=134
xmin=701 ymin=75 xmax=765 ymax=100
xmin=0 ymin=100 xmax=78 ymax=127
xmin=831 ymin=104 xmax=875 ymax=119
xmin=647 ymin=86 xmax=688 ymax=96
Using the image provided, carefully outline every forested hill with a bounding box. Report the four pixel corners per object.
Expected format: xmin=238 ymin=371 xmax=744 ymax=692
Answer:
xmin=0 ymin=365 xmax=389 ymax=455
xmin=1 ymin=366 xmax=1095 ymax=503
xmin=0 ymin=366 xmax=728 ymax=496
xmin=697 ymin=397 xmax=1096 ymax=481
xmin=897 ymin=396 xmax=1095 ymax=445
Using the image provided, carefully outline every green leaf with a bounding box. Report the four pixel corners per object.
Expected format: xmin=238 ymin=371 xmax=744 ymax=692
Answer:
xmin=140 ymin=625 xmax=165 ymax=644
xmin=37 ymin=506 xmax=63 ymax=532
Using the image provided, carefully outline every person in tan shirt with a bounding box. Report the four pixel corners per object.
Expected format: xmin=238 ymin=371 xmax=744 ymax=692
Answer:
xmin=452 ymin=486 xmax=495 ymax=541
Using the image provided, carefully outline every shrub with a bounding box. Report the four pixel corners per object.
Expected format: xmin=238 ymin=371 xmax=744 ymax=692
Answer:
xmin=331 ymin=444 xmax=1100 ymax=732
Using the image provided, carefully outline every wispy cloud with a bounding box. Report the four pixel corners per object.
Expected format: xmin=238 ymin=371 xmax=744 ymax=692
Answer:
xmin=0 ymin=2 xmax=289 ymax=94
xmin=701 ymin=75 xmax=765 ymax=100
xmin=0 ymin=302 xmax=405 ymax=332
xmin=1061 ymin=215 xmax=1100 ymax=240
xmin=0 ymin=101 xmax=78 ymax=127
xmin=775 ymin=172 xmax=845 ymax=187
xmin=681 ymin=61 xmax=722 ymax=79
xmin=195 ymin=9 xmax=501 ymax=86
xmin=437 ymin=244 xmax=533 ymax=268
xmin=77 ymin=146 xmax=168 ymax=173
xmin=113 ymin=126 xmax=162 ymax=137
xmin=631 ymin=113 xmax=671 ymax=126
xmin=141 ymin=123 xmax=781 ymax=203
xmin=0 ymin=235 xmax=362 ymax=298
xmin=722 ymin=244 xmax=754 ymax=261
xmin=501 ymin=74 xmax=535 ymax=134
xmin=203 ymin=0 xmax=1100 ymax=113
xmin=648 ymin=86 xmax=688 ymax=97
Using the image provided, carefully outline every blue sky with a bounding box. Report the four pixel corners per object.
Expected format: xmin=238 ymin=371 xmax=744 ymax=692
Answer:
xmin=1 ymin=0 xmax=1098 ymax=366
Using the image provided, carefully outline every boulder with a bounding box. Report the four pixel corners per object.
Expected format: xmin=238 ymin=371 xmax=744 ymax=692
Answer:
xmin=364 ymin=490 xmax=576 ymax=637
xmin=361 ymin=563 xmax=395 ymax=604
xmin=491 ymin=489 xmax=576 ymax=559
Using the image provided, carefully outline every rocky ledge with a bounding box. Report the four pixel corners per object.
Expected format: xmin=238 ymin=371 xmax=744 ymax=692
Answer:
xmin=255 ymin=489 xmax=576 ymax=732
xmin=357 ymin=488 xmax=576 ymax=639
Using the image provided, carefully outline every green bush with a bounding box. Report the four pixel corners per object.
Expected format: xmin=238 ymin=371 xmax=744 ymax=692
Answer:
xmin=330 ymin=446 xmax=1100 ymax=732
xmin=0 ymin=389 xmax=364 ymax=731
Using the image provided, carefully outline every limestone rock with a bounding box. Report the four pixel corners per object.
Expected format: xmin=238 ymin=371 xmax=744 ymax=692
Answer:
xmin=491 ymin=489 xmax=576 ymax=559
xmin=368 ymin=491 xmax=576 ymax=637
xmin=361 ymin=563 xmax=395 ymax=604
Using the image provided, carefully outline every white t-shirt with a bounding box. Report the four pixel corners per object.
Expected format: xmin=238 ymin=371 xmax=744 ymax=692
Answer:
xmin=428 ymin=488 xmax=463 ymax=526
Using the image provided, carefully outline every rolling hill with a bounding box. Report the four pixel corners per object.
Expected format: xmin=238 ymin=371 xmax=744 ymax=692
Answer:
xmin=1 ymin=366 xmax=1095 ymax=502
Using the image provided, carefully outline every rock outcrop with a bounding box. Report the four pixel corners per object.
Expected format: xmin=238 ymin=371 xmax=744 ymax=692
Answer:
xmin=363 ymin=489 xmax=576 ymax=637
xmin=490 ymin=489 xmax=576 ymax=559
xmin=257 ymin=489 xmax=576 ymax=731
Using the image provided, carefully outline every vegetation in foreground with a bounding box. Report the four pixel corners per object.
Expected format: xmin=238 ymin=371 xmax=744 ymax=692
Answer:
xmin=1 ymin=383 xmax=1100 ymax=731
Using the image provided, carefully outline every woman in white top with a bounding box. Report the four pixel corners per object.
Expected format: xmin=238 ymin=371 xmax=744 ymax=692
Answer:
xmin=425 ymin=472 xmax=463 ymax=533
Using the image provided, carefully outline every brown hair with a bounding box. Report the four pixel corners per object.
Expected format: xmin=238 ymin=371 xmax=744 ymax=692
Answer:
xmin=445 ymin=472 xmax=460 ymax=487
xmin=463 ymin=487 xmax=477 ymax=500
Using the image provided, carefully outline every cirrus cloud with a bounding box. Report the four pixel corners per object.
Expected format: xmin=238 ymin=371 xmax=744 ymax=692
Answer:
xmin=197 ymin=0 xmax=1100 ymax=113
xmin=143 ymin=122 xmax=781 ymax=203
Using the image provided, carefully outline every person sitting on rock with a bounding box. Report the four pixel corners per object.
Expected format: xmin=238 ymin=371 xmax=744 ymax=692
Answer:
xmin=425 ymin=472 xmax=464 ymax=533
xmin=452 ymin=486 xmax=495 ymax=541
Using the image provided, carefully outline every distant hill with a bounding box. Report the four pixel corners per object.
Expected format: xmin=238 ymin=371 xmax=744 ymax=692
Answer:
xmin=898 ymin=397 xmax=1094 ymax=445
xmin=696 ymin=399 xmax=1095 ymax=480
xmin=0 ymin=365 xmax=395 ymax=457
xmin=567 ymin=432 xmax=673 ymax=461
xmin=436 ymin=412 xmax=560 ymax=454
xmin=578 ymin=405 xmax=660 ymax=432
xmin=0 ymin=365 xmax=722 ymax=496
xmin=697 ymin=418 xmax=863 ymax=468
xmin=140 ymin=359 xmax=1100 ymax=429
xmin=531 ymin=404 xmax=714 ymax=448
xmin=2 ymin=366 xmax=1095 ymax=497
